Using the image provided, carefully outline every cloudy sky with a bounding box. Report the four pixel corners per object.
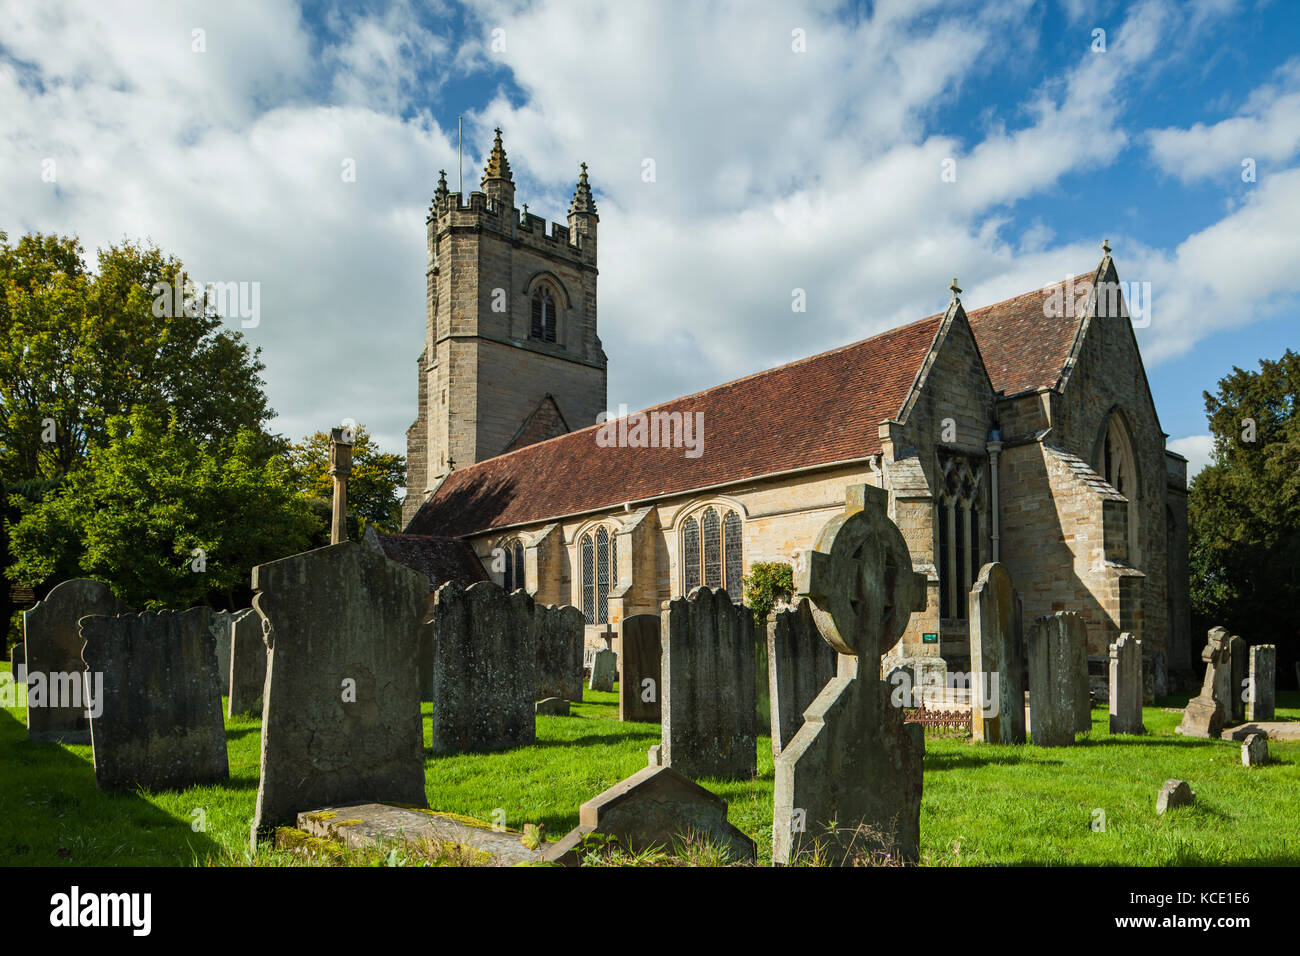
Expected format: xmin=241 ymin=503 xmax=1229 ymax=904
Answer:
xmin=2 ymin=0 xmax=1297 ymax=481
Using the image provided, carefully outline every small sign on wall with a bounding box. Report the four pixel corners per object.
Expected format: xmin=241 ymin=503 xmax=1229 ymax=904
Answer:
xmin=922 ymin=632 xmax=939 ymax=644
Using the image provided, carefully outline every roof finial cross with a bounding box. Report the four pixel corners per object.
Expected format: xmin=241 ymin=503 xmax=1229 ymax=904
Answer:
xmin=949 ymin=277 xmax=962 ymax=297
xmin=1101 ymin=238 xmax=1111 ymax=255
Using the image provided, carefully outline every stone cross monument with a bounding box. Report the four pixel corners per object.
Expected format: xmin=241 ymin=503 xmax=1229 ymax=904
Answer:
xmin=329 ymin=426 xmax=354 ymax=545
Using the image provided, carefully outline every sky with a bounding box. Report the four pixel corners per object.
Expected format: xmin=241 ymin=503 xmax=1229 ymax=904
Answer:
xmin=1 ymin=0 xmax=1298 ymax=482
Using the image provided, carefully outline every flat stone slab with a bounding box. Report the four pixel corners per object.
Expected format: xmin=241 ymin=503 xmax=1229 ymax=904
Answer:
xmin=1228 ymin=721 xmax=1300 ymax=742
xmin=296 ymin=803 xmax=545 ymax=867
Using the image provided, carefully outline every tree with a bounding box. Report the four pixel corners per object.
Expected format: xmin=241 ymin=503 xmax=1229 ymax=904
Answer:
xmin=0 ymin=232 xmax=272 ymax=485
xmin=7 ymin=410 xmax=320 ymax=609
xmin=1189 ymin=349 xmax=1299 ymax=677
xmin=288 ymin=424 xmax=406 ymax=534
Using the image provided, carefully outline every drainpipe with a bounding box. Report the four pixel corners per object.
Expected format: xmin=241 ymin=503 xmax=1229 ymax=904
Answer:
xmin=986 ymin=427 xmax=1003 ymax=563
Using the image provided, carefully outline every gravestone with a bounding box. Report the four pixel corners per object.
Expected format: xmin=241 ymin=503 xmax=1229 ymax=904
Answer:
xmin=967 ymin=562 xmax=1026 ymax=745
xmin=226 ymin=608 xmax=265 ymax=718
xmin=250 ymin=542 xmax=428 ymax=843
xmin=1026 ymin=612 xmax=1090 ymax=746
xmin=542 ymin=765 xmax=756 ymax=865
xmin=535 ymin=697 xmax=570 ymax=716
xmin=1248 ymin=644 xmax=1276 ymax=722
xmin=1155 ymin=779 xmax=1194 ymax=814
xmin=534 ymin=603 xmax=584 ymax=702
xmin=767 ymin=598 xmax=836 ymax=755
xmin=619 ymin=613 xmax=662 ymax=722
xmin=660 ymin=587 xmax=756 ymax=780
xmin=1241 ymin=733 xmax=1268 ymax=767
xmin=80 ymin=607 xmax=229 ymax=791
xmin=1108 ymin=632 xmax=1145 ymax=735
xmin=773 ymin=484 xmax=927 ymax=865
xmin=10 ymin=641 xmax=24 ymax=683
xmin=1177 ymin=627 xmax=1230 ymax=738
xmin=430 ymin=580 xmax=537 ymax=755
xmin=24 ymin=579 xmax=131 ymax=743
xmin=208 ymin=610 xmax=234 ymax=700
xmin=1152 ymin=650 xmax=1168 ymax=698
xmin=883 ymin=662 xmax=916 ymax=709
xmin=1228 ymin=634 xmax=1247 ymax=724
xmin=588 ymin=648 xmax=617 ymax=693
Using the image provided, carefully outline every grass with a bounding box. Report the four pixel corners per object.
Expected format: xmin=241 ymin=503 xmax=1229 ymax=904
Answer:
xmin=2 ymin=659 xmax=1298 ymax=866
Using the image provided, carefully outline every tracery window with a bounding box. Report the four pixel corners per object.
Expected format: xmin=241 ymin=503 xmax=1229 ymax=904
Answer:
xmin=1097 ymin=413 xmax=1140 ymax=563
xmin=530 ymin=288 xmax=557 ymax=343
xmin=681 ymin=506 xmax=743 ymax=599
xmin=936 ymin=454 xmax=983 ymax=620
xmin=501 ymin=538 xmax=527 ymax=592
xmin=580 ymin=524 xmax=619 ymax=625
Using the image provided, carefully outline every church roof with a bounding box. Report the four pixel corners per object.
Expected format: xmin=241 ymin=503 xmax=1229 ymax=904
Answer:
xmin=364 ymin=529 xmax=486 ymax=591
xmin=405 ymin=266 xmax=1098 ymax=539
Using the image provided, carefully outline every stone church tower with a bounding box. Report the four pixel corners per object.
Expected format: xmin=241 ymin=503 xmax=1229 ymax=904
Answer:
xmin=403 ymin=131 xmax=607 ymax=525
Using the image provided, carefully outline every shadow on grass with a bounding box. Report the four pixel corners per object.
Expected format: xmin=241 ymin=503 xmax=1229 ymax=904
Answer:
xmin=925 ymin=751 xmax=1065 ymax=771
xmin=0 ymin=708 xmax=224 ymax=865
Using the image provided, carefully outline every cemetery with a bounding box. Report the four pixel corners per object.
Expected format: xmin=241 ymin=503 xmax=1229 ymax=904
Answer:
xmin=1 ymin=475 xmax=1297 ymax=867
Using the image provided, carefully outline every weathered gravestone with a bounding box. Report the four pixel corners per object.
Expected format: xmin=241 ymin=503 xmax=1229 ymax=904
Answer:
xmin=1228 ymin=634 xmax=1247 ymax=724
xmin=430 ymin=580 xmax=537 ymax=755
xmin=208 ymin=610 xmax=234 ymax=700
xmin=1177 ymin=627 xmax=1230 ymax=739
xmin=773 ymin=484 xmax=926 ymax=865
xmin=10 ymin=641 xmax=24 ymax=683
xmin=80 ymin=607 xmax=229 ymax=791
xmin=660 ymin=587 xmax=756 ymax=780
xmin=535 ymin=697 xmax=570 ymax=716
xmin=1155 ymin=779 xmax=1194 ymax=814
xmin=535 ymin=603 xmax=584 ymax=702
xmin=24 ymin=579 xmax=131 ymax=743
xmin=542 ymin=765 xmax=756 ymax=866
xmin=226 ymin=608 xmax=265 ymax=718
xmin=589 ymin=647 xmax=617 ymax=693
xmin=619 ymin=613 xmax=662 ymax=722
xmin=1248 ymin=644 xmax=1276 ymax=722
xmin=767 ymin=598 xmax=836 ymax=755
xmin=1026 ymin=611 xmax=1090 ymax=746
xmin=968 ymin=562 xmax=1026 ymax=745
xmin=1152 ymin=650 xmax=1168 ymax=698
xmin=1241 ymin=732 xmax=1268 ymax=767
xmin=250 ymin=542 xmax=428 ymax=844
xmin=1108 ymin=632 xmax=1145 ymax=735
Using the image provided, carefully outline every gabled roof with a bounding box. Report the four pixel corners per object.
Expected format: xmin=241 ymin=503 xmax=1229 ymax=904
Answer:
xmin=964 ymin=269 xmax=1095 ymax=396
xmin=406 ymin=313 xmax=945 ymax=538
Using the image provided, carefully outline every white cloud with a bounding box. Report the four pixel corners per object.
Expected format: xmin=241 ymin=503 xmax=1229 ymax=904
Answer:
xmin=1168 ymin=434 xmax=1214 ymax=479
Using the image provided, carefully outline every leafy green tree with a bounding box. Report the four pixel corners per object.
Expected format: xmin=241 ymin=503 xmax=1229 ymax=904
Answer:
xmin=1189 ymin=349 xmax=1299 ymax=671
xmin=0 ymin=232 xmax=272 ymax=484
xmin=743 ymin=561 xmax=795 ymax=630
xmin=288 ymin=424 xmax=406 ymax=534
xmin=8 ymin=410 xmax=320 ymax=609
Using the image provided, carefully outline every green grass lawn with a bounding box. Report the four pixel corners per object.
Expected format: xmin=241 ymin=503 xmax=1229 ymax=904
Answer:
xmin=2 ymin=659 xmax=1297 ymax=866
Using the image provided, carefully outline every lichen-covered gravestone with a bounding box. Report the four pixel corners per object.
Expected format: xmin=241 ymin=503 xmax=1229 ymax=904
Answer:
xmin=1248 ymin=644 xmax=1276 ymax=722
xmin=660 ymin=587 xmax=757 ymax=781
xmin=1156 ymin=779 xmax=1194 ymax=814
xmin=967 ymin=562 xmax=1026 ymax=745
xmin=1177 ymin=627 xmax=1230 ymax=738
xmin=24 ymin=579 xmax=131 ymax=743
xmin=535 ymin=603 xmax=584 ymax=702
xmin=1108 ymin=632 xmax=1145 ymax=735
xmin=80 ymin=607 xmax=229 ymax=791
xmin=208 ymin=610 xmax=234 ymax=700
xmin=250 ymin=542 xmax=429 ymax=843
xmin=1228 ymin=634 xmax=1247 ymax=724
xmin=767 ymin=598 xmax=836 ymax=755
xmin=226 ymin=608 xmax=265 ymax=718
xmin=773 ymin=484 xmax=926 ymax=865
xmin=1026 ymin=612 xmax=1090 ymax=746
xmin=619 ymin=613 xmax=662 ymax=722
xmin=589 ymin=647 xmax=617 ymax=693
xmin=1241 ymin=733 xmax=1268 ymax=767
xmin=430 ymin=580 xmax=537 ymax=754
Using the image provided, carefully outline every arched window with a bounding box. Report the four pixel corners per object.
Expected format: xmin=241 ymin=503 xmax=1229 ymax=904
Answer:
xmin=530 ymin=288 xmax=556 ymax=343
xmin=936 ymin=453 xmax=982 ymax=620
xmin=581 ymin=533 xmax=595 ymax=624
xmin=682 ymin=517 xmax=700 ymax=593
xmin=680 ymin=506 xmax=743 ymax=599
xmin=1097 ymin=413 xmax=1140 ymax=563
xmin=579 ymin=525 xmax=618 ymax=625
xmin=501 ymin=538 xmax=527 ymax=592
xmin=503 ymin=543 xmax=514 ymax=592
xmin=596 ymin=526 xmax=611 ymax=624
xmin=513 ymin=540 xmax=524 ymax=590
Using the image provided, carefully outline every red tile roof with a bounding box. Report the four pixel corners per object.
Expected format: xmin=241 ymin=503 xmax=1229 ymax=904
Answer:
xmin=405 ymin=267 xmax=1095 ymax=539
xmin=370 ymin=532 xmax=486 ymax=590
xmin=965 ymin=271 xmax=1093 ymax=395
xmin=407 ymin=313 xmax=945 ymax=537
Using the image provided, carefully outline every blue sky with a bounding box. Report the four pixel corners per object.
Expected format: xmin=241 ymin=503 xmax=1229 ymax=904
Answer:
xmin=2 ymin=0 xmax=1298 ymax=478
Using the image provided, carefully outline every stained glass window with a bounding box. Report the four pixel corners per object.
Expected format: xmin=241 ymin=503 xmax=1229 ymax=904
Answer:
xmin=581 ymin=533 xmax=595 ymax=625
xmin=682 ymin=517 xmax=700 ymax=593
xmin=596 ymin=527 xmax=610 ymax=624
xmin=702 ymin=508 xmax=721 ymax=589
xmin=724 ymin=510 xmax=743 ymax=598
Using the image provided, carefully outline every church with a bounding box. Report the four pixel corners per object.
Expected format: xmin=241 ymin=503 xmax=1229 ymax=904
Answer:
xmin=388 ymin=131 xmax=1193 ymax=687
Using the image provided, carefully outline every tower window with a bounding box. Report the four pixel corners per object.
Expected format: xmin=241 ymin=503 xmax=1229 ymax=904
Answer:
xmin=530 ymin=289 xmax=556 ymax=343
